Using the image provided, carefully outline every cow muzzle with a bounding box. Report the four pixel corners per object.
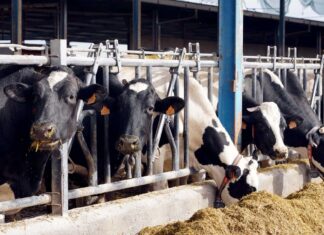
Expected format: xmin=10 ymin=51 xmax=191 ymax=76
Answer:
xmin=30 ymin=122 xmax=61 ymax=151
xmin=273 ymin=149 xmax=288 ymax=161
xmin=116 ymin=135 xmax=141 ymax=155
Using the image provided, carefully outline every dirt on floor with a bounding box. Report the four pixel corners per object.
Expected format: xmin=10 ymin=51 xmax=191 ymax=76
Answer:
xmin=139 ymin=182 xmax=324 ymax=235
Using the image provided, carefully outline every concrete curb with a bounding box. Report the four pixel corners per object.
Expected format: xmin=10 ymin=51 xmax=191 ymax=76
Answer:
xmin=0 ymin=163 xmax=320 ymax=235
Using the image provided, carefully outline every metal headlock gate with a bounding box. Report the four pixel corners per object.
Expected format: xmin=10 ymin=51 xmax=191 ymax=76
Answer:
xmin=0 ymin=40 xmax=323 ymax=220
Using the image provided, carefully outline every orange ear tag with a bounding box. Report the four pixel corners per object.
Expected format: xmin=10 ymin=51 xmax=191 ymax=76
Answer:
xmin=241 ymin=121 xmax=247 ymax=130
xmin=166 ymin=106 xmax=175 ymax=115
xmin=101 ymin=105 xmax=110 ymax=115
xmin=288 ymin=121 xmax=297 ymax=129
xmin=87 ymin=94 xmax=96 ymax=105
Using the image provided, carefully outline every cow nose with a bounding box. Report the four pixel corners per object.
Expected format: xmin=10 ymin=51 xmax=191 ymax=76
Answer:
xmin=116 ymin=135 xmax=141 ymax=155
xmin=274 ymin=149 xmax=288 ymax=160
xmin=31 ymin=122 xmax=57 ymax=140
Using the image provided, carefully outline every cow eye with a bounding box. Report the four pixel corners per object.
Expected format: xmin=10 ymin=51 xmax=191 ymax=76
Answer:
xmin=146 ymin=106 xmax=154 ymax=115
xmin=66 ymin=94 xmax=76 ymax=104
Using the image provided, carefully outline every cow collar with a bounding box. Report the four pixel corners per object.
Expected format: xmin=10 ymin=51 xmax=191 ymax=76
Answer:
xmin=214 ymin=154 xmax=243 ymax=208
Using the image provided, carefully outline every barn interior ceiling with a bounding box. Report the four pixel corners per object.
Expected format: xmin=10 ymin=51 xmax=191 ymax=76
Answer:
xmin=0 ymin=0 xmax=322 ymax=50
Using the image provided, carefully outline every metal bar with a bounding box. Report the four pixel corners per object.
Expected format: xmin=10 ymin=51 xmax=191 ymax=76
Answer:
xmin=183 ymin=66 xmax=189 ymax=168
xmin=135 ymin=66 xmax=140 ymax=79
xmin=317 ymin=30 xmax=322 ymax=55
xmin=252 ymin=68 xmax=257 ymax=99
xmin=303 ymin=68 xmax=307 ymax=91
xmin=146 ymin=66 xmax=153 ymax=175
xmin=102 ymin=66 xmax=111 ymax=183
xmin=68 ymin=168 xmax=201 ymax=200
xmin=11 ymin=0 xmax=22 ymax=45
xmin=164 ymin=122 xmax=177 ymax=169
xmin=134 ymin=152 xmax=142 ymax=178
xmin=172 ymin=73 xmax=180 ymax=171
xmin=66 ymin=57 xmax=217 ymax=68
xmin=278 ymin=0 xmax=285 ymax=57
xmin=152 ymin=10 xmax=158 ymax=50
xmin=218 ymin=0 xmax=243 ymax=145
xmin=51 ymin=143 xmax=69 ymax=215
xmin=311 ymin=73 xmax=320 ymax=109
xmin=58 ymin=0 xmax=67 ymax=39
xmin=132 ymin=0 xmax=141 ymax=49
xmin=207 ymin=67 xmax=213 ymax=104
xmin=0 ymin=194 xmax=51 ymax=213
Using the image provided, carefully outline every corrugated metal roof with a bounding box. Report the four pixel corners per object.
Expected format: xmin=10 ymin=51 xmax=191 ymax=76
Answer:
xmin=173 ymin=0 xmax=324 ymax=24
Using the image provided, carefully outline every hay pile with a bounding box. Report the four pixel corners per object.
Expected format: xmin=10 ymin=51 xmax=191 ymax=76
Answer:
xmin=140 ymin=182 xmax=324 ymax=235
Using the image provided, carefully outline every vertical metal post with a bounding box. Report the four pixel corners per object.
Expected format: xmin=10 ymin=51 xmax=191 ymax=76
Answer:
xmin=146 ymin=66 xmax=153 ymax=175
xmin=317 ymin=30 xmax=322 ymax=55
xmin=132 ymin=0 xmax=141 ymax=49
xmin=218 ymin=0 xmax=243 ymax=144
xmin=207 ymin=67 xmax=213 ymax=104
xmin=58 ymin=0 xmax=67 ymax=39
xmin=184 ymin=67 xmax=189 ymax=168
xmin=103 ymin=66 xmax=111 ymax=183
xmin=152 ymin=10 xmax=159 ymax=51
xmin=51 ymin=143 xmax=69 ymax=215
xmin=50 ymin=39 xmax=68 ymax=215
xmin=278 ymin=0 xmax=285 ymax=57
xmin=11 ymin=0 xmax=22 ymax=45
xmin=172 ymin=73 xmax=179 ymax=171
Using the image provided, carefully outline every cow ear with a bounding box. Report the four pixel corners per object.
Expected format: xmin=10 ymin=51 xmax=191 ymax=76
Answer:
xmin=96 ymin=97 xmax=115 ymax=116
xmin=4 ymin=83 xmax=32 ymax=103
xmin=286 ymin=115 xmax=303 ymax=129
xmin=78 ymin=84 xmax=107 ymax=105
xmin=154 ymin=96 xmax=185 ymax=115
xmin=246 ymin=106 xmax=260 ymax=112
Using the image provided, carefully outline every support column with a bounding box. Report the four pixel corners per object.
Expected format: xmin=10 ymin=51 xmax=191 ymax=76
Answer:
xmin=11 ymin=0 xmax=22 ymax=44
xmin=218 ymin=0 xmax=243 ymax=145
xmin=132 ymin=0 xmax=141 ymax=49
xmin=58 ymin=0 xmax=67 ymax=39
xmin=278 ymin=0 xmax=285 ymax=57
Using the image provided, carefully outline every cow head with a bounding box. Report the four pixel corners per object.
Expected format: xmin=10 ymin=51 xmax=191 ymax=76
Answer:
xmin=99 ymin=78 xmax=184 ymax=159
xmin=244 ymin=102 xmax=303 ymax=160
xmin=4 ymin=66 xmax=107 ymax=151
xmin=306 ymin=126 xmax=324 ymax=176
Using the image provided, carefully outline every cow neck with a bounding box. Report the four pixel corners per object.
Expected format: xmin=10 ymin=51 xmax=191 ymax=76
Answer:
xmin=215 ymin=153 xmax=243 ymax=207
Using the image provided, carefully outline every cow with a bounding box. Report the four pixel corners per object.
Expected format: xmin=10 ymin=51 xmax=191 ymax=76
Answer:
xmin=0 ymin=65 xmax=107 ymax=204
xmin=241 ymin=93 xmax=302 ymax=162
xmin=96 ymin=75 xmax=259 ymax=206
xmin=244 ymin=69 xmax=324 ymax=177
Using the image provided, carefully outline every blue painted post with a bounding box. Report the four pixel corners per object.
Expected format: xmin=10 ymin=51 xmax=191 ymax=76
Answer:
xmin=218 ymin=0 xmax=243 ymax=146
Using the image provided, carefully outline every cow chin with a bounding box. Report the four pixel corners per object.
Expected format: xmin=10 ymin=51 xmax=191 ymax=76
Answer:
xmin=30 ymin=139 xmax=61 ymax=152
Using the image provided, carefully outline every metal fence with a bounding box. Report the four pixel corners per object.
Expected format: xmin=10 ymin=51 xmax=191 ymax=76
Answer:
xmin=0 ymin=40 xmax=322 ymax=221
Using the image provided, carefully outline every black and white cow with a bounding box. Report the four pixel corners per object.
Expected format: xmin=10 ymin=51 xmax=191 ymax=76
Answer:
xmin=96 ymin=76 xmax=259 ymax=205
xmin=241 ymin=93 xmax=302 ymax=161
xmin=0 ymin=66 xmax=106 ymax=202
xmin=96 ymin=78 xmax=185 ymax=177
xmin=245 ymin=69 xmax=323 ymax=176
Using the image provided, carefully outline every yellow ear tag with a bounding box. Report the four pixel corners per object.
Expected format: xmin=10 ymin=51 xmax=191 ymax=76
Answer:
xmin=166 ymin=106 xmax=175 ymax=115
xmin=87 ymin=94 xmax=96 ymax=105
xmin=288 ymin=120 xmax=297 ymax=129
xmin=101 ymin=105 xmax=110 ymax=116
xmin=242 ymin=121 xmax=247 ymax=130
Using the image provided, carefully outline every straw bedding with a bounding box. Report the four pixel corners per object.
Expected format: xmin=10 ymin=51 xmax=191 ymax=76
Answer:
xmin=139 ymin=182 xmax=324 ymax=235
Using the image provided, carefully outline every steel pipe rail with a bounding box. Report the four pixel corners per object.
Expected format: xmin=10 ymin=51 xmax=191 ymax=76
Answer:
xmin=243 ymin=62 xmax=321 ymax=70
xmin=0 ymin=194 xmax=51 ymax=213
xmin=66 ymin=57 xmax=218 ymax=68
xmin=0 ymin=55 xmax=49 ymax=65
xmin=68 ymin=168 xmax=206 ymax=200
xmin=0 ymin=44 xmax=47 ymax=51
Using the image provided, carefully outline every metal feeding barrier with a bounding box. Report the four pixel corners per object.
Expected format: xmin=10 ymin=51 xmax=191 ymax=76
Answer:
xmin=0 ymin=40 xmax=323 ymax=221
